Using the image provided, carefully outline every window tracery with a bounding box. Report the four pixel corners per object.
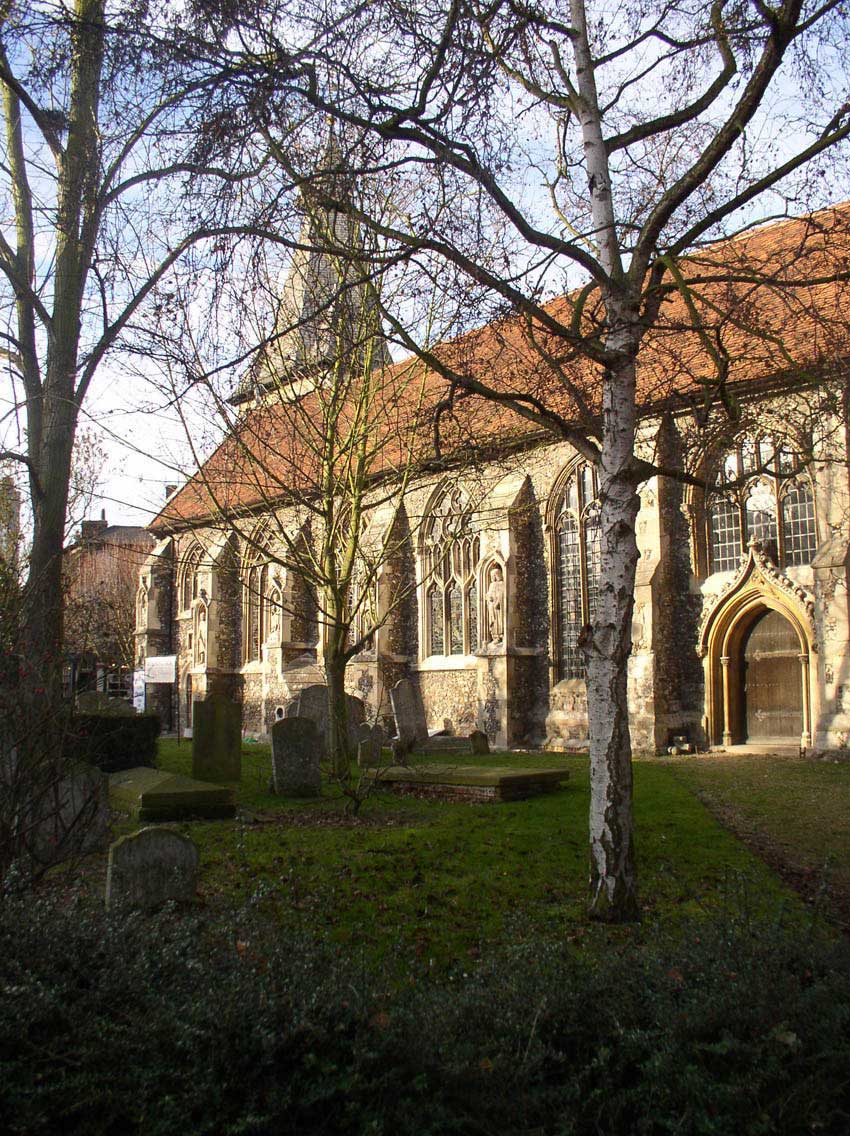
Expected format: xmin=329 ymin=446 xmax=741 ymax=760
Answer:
xmin=706 ymin=436 xmax=817 ymax=573
xmin=242 ymin=540 xmax=286 ymax=663
xmin=422 ymin=486 xmax=481 ymax=657
xmin=178 ymin=544 xmax=203 ymax=614
xmin=554 ymin=462 xmax=600 ymax=681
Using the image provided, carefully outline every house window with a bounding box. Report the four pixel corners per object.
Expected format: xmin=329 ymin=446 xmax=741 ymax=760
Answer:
xmin=706 ymin=437 xmax=817 ymax=572
xmin=555 ymin=463 xmax=600 ymax=681
xmin=422 ymin=487 xmax=480 ymax=657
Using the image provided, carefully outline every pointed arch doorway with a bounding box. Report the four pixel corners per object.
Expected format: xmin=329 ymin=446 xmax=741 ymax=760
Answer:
xmin=699 ymin=546 xmax=815 ymax=750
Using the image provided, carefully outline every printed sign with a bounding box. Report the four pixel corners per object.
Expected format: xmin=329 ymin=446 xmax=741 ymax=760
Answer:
xmin=132 ymin=670 xmax=146 ymax=712
xmin=144 ymin=655 xmax=177 ymax=684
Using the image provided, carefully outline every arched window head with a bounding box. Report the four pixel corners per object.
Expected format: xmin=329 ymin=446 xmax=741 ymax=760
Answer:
xmin=422 ymin=486 xmax=480 ymax=657
xmin=179 ymin=545 xmax=203 ymax=614
xmin=242 ymin=549 xmax=270 ymax=664
xmin=706 ymin=435 xmax=817 ymax=572
xmin=555 ymin=462 xmax=600 ymax=681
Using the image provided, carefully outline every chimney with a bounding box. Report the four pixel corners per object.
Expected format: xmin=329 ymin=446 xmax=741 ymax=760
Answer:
xmin=80 ymin=517 xmax=108 ymax=543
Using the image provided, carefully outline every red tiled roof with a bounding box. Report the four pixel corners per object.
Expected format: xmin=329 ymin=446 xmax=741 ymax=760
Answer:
xmin=153 ymin=203 xmax=850 ymax=532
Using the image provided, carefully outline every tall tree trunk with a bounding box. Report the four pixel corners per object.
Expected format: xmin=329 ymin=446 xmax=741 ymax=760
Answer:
xmin=20 ymin=0 xmax=104 ymax=695
xmin=586 ymin=336 xmax=641 ymax=921
xmin=571 ymin=0 xmax=641 ymax=919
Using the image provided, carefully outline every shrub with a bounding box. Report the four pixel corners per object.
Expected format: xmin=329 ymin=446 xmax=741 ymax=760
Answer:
xmin=0 ymin=894 xmax=848 ymax=1135
xmin=67 ymin=713 xmax=160 ymax=772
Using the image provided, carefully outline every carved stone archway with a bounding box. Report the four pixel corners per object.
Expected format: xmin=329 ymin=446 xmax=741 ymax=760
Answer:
xmin=698 ymin=542 xmax=816 ymax=749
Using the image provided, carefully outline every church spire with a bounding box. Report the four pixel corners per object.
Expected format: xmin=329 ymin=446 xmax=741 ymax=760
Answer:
xmin=232 ymin=124 xmax=389 ymax=406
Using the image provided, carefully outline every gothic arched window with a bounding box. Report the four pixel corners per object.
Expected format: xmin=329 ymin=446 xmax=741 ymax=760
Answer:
xmin=555 ymin=462 xmax=600 ymax=681
xmin=243 ymin=555 xmax=268 ymax=663
xmin=706 ymin=436 xmax=817 ymax=573
xmin=179 ymin=544 xmax=203 ymax=614
xmin=422 ymin=487 xmax=480 ymax=657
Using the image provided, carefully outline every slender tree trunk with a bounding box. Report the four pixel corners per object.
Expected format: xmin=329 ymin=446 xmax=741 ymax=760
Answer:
xmin=586 ymin=333 xmax=641 ymax=921
xmin=570 ymin=0 xmax=641 ymax=919
xmin=324 ymin=642 xmax=351 ymax=779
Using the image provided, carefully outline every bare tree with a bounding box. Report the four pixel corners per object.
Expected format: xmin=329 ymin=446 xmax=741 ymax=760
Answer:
xmin=184 ymin=0 xmax=850 ymax=918
xmin=152 ymin=148 xmax=448 ymax=775
xmin=0 ymin=0 xmax=282 ymax=698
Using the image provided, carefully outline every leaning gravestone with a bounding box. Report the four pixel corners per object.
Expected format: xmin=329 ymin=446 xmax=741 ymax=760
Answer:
xmin=390 ymin=678 xmax=428 ymax=749
xmin=192 ymin=694 xmax=241 ymax=783
xmin=271 ymin=717 xmax=322 ymax=797
xmin=286 ymin=685 xmax=367 ymax=754
xmin=469 ymin=729 xmax=491 ymax=755
xmin=105 ymin=826 xmax=199 ymax=911
xmin=356 ymin=723 xmax=385 ymax=768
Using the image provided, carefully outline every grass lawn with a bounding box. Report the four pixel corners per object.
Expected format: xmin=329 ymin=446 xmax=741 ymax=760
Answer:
xmin=135 ymin=739 xmax=814 ymax=974
xmin=671 ymin=752 xmax=850 ymax=931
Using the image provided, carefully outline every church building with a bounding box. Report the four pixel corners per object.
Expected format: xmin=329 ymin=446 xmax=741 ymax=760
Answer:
xmin=135 ymin=197 xmax=850 ymax=757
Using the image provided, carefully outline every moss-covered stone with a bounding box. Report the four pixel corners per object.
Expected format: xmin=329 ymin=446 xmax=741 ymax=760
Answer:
xmin=108 ymin=766 xmax=236 ymax=821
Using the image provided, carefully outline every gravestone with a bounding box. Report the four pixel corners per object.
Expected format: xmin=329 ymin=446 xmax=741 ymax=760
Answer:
xmin=30 ymin=764 xmax=109 ymax=863
xmin=469 ymin=730 xmax=490 ymax=755
xmin=356 ymin=723 xmax=385 ymax=768
xmin=286 ymin=685 xmax=367 ymax=753
xmin=105 ymin=826 xmax=199 ymax=911
xmin=390 ymin=679 xmax=428 ymax=749
xmin=192 ymin=694 xmax=241 ymax=783
xmin=270 ymin=717 xmax=322 ymax=797
xmin=108 ymin=767 xmax=236 ymax=821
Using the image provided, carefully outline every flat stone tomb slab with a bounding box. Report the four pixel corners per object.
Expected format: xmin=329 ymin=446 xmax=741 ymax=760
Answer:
xmin=108 ymin=766 xmax=236 ymax=821
xmin=364 ymin=764 xmax=569 ymax=802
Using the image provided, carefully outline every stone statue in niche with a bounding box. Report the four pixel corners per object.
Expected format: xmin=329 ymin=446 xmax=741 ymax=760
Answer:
xmin=137 ymin=588 xmax=147 ymax=628
xmin=486 ymin=564 xmax=505 ymax=644
xmin=268 ymin=589 xmax=282 ymax=641
xmin=196 ymin=606 xmax=207 ymax=665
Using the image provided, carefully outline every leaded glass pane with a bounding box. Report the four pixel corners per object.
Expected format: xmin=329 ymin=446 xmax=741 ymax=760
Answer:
xmin=581 ymin=464 xmax=595 ymax=507
xmin=248 ymin=566 xmax=261 ymax=661
xmin=708 ymin=496 xmax=742 ymax=572
xmin=429 ymin=587 xmax=444 ymax=655
xmin=741 ymin=437 xmax=757 ymax=474
xmin=777 ymin=445 xmax=796 ymax=475
xmin=448 ymin=584 xmax=463 ymax=654
xmin=558 ymin=515 xmax=583 ymax=679
xmin=584 ymin=508 xmax=602 ymax=623
xmin=782 ymin=482 xmax=817 ymax=566
xmin=745 ymin=480 xmax=778 ymax=551
xmin=467 ymin=581 xmax=478 ymax=651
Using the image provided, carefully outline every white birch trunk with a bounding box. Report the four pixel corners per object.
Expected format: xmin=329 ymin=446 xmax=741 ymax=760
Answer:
xmin=571 ymin=0 xmax=640 ymax=920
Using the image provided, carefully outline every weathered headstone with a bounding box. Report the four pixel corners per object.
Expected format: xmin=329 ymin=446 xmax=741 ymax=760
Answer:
xmin=390 ymin=678 xmax=428 ymax=749
xmin=31 ymin=764 xmax=109 ymax=861
xmin=105 ymin=826 xmax=199 ymax=911
xmin=286 ymin=685 xmax=367 ymax=753
xmin=192 ymin=694 xmax=241 ymax=783
xmin=469 ymin=730 xmax=490 ymax=755
xmin=356 ymin=723 xmax=386 ymax=768
xmin=271 ymin=717 xmax=322 ymax=797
